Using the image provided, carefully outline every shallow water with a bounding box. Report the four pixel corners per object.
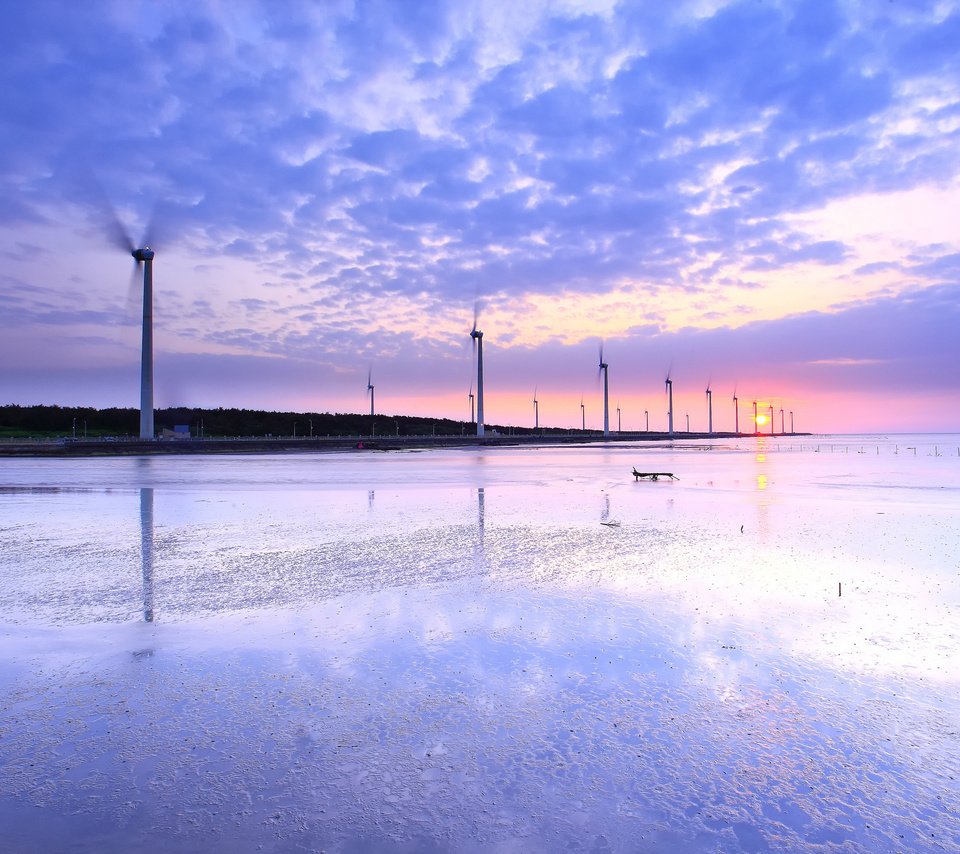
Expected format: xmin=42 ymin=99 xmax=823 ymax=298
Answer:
xmin=1 ymin=436 xmax=958 ymax=851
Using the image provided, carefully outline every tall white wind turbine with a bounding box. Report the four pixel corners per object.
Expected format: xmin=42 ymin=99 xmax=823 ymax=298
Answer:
xmin=367 ymin=368 xmax=375 ymax=417
xmin=100 ymin=196 xmax=161 ymax=441
xmin=533 ymin=387 xmax=539 ymax=431
xmin=470 ymin=303 xmax=484 ymax=437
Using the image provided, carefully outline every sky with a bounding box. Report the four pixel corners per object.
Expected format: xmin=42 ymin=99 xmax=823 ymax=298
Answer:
xmin=1 ymin=0 xmax=959 ymax=434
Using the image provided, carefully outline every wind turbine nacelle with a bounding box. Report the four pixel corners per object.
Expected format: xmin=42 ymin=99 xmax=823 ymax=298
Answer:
xmin=133 ymin=247 xmax=155 ymax=262
xmin=471 ymin=329 xmax=483 ymax=340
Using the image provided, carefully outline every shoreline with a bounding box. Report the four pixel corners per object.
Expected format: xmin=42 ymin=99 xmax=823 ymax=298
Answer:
xmin=0 ymin=431 xmax=811 ymax=457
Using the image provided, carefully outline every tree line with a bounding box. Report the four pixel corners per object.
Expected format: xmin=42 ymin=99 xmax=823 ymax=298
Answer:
xmin=0 ymin=404 xmax=568 ymax=438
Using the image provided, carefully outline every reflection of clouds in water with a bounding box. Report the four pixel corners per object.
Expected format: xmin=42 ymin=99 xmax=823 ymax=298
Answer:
xmin=3 ymin=590 xmax=956 ymax=852
xmin=1 ymin=442 xmax=959 ymax=850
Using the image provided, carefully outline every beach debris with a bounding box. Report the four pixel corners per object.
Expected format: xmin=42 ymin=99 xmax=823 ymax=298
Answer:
xmin=600 ymin=520 xmax=621 ymax=528
xmin=631 ymin=468 xmax=678 ymax=481
xmin=740 ymin=524 xmax=744 ymax=533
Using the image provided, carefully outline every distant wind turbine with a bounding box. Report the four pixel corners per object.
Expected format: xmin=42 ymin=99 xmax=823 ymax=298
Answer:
xmin=533 ymin=386 xmax=539 ymax=431
xmin=790 ymin=410 xmax=794 ymax=434
xmin=753 ymin=400 xmax=758 ymax=435
xmin=468 ymin=382 xmax=475 ymax=425
xmin=645 ymin=409 xmax=649 ymax=432
xmin=665 ymin=372 xmax=674 ymax=436
xmin=580 ymin=396 xmax=585 ymax=432
xmin=616 ymin=403 xmax=621 ymax=434
xmin=733 ymin=389 xmax=739 ymax=434
xmin=780 ymin=407 xmax=785 ymax=435
xmin=470 ymin=302 xmax=484 ymax=437
xmin=367 ymin=368 xmax=375 ymax=417
xmin=598 ymin=343 xmax=609 ymax=438
xmin=769 ymin=404 xmax=775 ymax=435
xmin=706 ymin=381 xmax=713 ymax=435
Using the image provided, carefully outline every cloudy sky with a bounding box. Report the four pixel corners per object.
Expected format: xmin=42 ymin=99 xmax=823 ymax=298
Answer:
xmin=2 ymin=0 xmax=958 ymax=433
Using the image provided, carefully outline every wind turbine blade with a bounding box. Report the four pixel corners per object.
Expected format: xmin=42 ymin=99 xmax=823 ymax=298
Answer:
xmin=142 ymin=199 xmax=167 ymax=249
xmin=86 ymin=177 xmax=135 ymax=253
xmin=126 ymin=260 xmax=142 ymax=317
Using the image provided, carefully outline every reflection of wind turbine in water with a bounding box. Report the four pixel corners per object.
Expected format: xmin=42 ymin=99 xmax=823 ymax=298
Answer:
xmin=478 ymin=487 xmax=485 ymax=539
xmin=472 ymin=486 xmax=486 ymax=574
xmin=140 ymin=487 xmax=154 ymax=622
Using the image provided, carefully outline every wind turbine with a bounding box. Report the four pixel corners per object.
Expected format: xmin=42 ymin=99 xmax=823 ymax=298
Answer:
xmin=790 ymin=410 xmax=794 ymax=434
xmin=533 ymin=387 xmax=539 ymax=431
xmin=752 ymin=400 xmax=758 ymax=435
xmin=768 ymin=404 xmax=775 ymax=435
xmin=616 ymin=403 xmax=621 ymax=433
xmin=367 ymin=368 xmax=375 ymax=417
xmin=468 ymin=382 xmax=475 ymax=425
xmin=733 ymin=389 xmax=739 ymax=434
xmin=665 ymin=372 xmax=674 ymax=436
xmin=580 ymin=396 xmax=585 ymax=431
xmin=706 ymin=382 xmax=713 ymax=435
xmin=644 ymin=410 xmax=649 ymax=432
xmin=99 ymin=195 xmax=162 ymax=441
xmin=598 ymin=343 xmax=609 ymax=438
xmin=470 ymin=303 xmax=484 ymax=437
xmin=780 ymin=407 xmax=785 ymax=435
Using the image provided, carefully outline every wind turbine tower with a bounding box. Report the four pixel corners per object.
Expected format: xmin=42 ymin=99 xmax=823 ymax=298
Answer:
xmin=706 ymin=384 xmax=713 ymax=435
xmin=132 ymin=246 xmax=156 ymax=440
xmin=367 ymin=369 xmax=375 ymax=417
xmin=769 ymin=405 xmax=775 ymax=435
xmin=598 ymin=345 xmax=609 ymax=438
xmin=733 ymin=391 xmax=739 ymax=434
xmin=471 ymin=316 xmax=484 ymax=438
xmin=533 ymin=388 xmax=539 ymax=431
xmin=665 ymin=375 xmax=674 ymax=436
xmin=752 ymin=400 xmax=758 ymax=434
xmin=580 ymin=397 xmax=585 ymax=431
xmin=468 ymin=384 xmax=475 ymax=425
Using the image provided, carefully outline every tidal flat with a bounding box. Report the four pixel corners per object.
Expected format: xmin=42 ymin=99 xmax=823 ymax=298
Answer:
xmin=1 ymin=436 xmax=958 ymax=852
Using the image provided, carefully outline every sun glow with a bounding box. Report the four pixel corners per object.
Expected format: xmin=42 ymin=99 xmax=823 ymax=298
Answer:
xmin=756 ymin=414 xmax=768 ymax=426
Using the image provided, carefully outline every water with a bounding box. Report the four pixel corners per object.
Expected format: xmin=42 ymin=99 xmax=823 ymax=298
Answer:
xmin=1 ymin=436 xmax=958 ymax=852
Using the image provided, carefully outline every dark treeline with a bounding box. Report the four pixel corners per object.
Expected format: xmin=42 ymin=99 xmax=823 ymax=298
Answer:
xmin=0 ymin=404 xmax=571 ymax=438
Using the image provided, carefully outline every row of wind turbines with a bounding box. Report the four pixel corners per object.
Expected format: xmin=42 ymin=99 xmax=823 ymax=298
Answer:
xmin=368 ymin=309 xmax=797 ymax=438
xmin=116 ymin=233 xmax=794 ymax=440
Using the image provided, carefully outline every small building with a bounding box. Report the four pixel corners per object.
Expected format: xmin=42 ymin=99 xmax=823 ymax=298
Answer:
xmin=161 ymin=425 xmax=191 ymax=439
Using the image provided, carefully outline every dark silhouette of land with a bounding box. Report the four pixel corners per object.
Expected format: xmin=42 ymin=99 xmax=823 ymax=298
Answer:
xmin=0 ymin=404 xmax=805 ymax=456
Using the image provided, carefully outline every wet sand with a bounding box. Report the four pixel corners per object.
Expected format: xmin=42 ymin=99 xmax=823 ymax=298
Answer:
xmin=1 ymin=437 xmax=958 ymax=851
